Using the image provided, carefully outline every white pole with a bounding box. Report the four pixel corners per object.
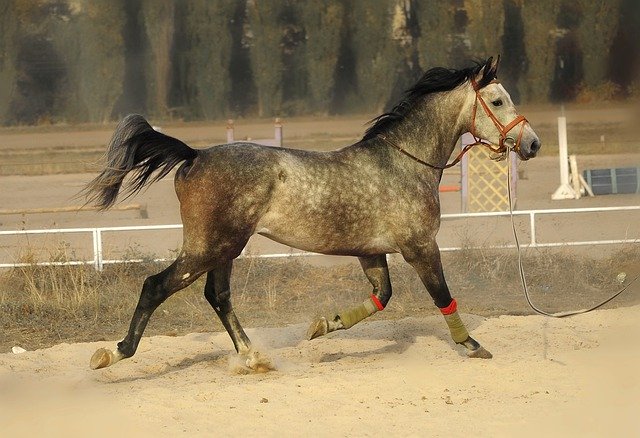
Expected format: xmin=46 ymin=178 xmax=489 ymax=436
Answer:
xmin=92 ymin=229 xmax=100 ymax=271
xmin=551 ymin=116 xmax=577 ymax=200
xmin=96 ymin=229 xmax=104 ymax=271
xmin=274 ymin=118 xmax=283 ymax=147
xmin=226 ymin=119 xmax=234 ymax=143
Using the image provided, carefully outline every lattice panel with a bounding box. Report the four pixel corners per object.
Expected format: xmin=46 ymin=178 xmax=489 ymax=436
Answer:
xmin=466 ymin=146 xmax=511 ymax=212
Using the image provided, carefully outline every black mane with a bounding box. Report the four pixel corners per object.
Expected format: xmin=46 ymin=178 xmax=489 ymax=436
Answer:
xmin=362 ymin=57 xmax=498 ymax=141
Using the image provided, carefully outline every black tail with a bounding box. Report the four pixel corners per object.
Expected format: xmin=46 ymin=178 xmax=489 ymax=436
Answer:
xmin=81 ymin=114 xmax=197 ymax=210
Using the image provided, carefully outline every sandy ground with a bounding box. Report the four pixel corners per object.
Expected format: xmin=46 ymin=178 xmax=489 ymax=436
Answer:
xmin=1 ymin=305 xmax=638 ymax=437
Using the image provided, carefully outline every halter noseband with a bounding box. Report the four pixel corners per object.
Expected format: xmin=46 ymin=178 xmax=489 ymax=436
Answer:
xmin=469 ymin=78 xmax=528 ymax=161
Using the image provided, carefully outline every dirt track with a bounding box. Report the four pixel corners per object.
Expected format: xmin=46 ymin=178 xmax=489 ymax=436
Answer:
xmin=1 ymin=306 xmax=639 ymax=437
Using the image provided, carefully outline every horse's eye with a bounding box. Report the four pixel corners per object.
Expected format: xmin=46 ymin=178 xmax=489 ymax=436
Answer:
xmin=492 ymin=99 xmax=503 ymax=107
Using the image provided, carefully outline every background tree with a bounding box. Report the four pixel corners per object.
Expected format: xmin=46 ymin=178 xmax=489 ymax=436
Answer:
xmin=500 ymin=0 xmax=527 ymax=103
xmin=576 ymin=0 xmax=621 ymax=88
xmin=464 ymin=0 xmax=505 ymax=58
xmin=0 ymin=1 xmax=19 ymax=124
xmin=348 ymin=0 xmax=404 ymax=113
xmin=298 ymin=1 xmax=344 ymax=114
xmin=280 ymin=2 xmax=307 ymax=115
xmin=141 ymin=0 xmax=175 ymax=118
xmin=0 ymin=0 xmax=634 ymax=124
xmin=521 ymin=0 xmax=560 ymax=102
xmin=179 ymin=0 xmax=236 ymax=120
xmin=608 ymin=0 xmax=640 ymax=95
xmin=76 ymin=2 xmax=126 ymax=123
xmin=415 ymin=0 xmax=455 ymax=71
xmin=5 ymin=1 xmax=69 ymax=124
xmin=246 ymin=0 xmax=287 ymax=117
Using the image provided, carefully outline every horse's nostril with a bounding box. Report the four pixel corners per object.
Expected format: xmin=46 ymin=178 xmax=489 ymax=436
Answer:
xmin=530 ymin=140 xmax=541 ymax=153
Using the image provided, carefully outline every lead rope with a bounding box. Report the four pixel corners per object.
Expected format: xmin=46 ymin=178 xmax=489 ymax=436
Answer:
xmin=506 ymin=159 xmax=638 ymax=317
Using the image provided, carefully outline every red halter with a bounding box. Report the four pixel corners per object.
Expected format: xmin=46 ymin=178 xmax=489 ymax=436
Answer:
xmin=469 ymin=78 xmax=528 ymax=160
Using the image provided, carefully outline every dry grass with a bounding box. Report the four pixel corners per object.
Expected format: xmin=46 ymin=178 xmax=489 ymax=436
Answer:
xmin=1 ymin=244 xmax=638 ymax=353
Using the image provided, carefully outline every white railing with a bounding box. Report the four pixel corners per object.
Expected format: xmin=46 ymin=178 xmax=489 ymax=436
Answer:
xmin=0 ymin=206 xmax=638 ymax=271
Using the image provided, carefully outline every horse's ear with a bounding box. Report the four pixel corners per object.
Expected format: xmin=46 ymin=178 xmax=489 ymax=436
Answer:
xmin=490 ymin=55 xmax=500 ymax=76
xmin=475 ymin=56 xmax=500 ymax=87
xmin=483 ymin=56 xmax=500 ymax=81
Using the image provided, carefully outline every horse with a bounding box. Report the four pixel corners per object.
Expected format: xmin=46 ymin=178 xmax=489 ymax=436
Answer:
xmin=83 ymin=56 xmax=540 ymax=370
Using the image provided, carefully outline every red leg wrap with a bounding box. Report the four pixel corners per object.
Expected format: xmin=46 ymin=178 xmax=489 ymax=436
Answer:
xmin=370 ymin=294 xmax=385 ymax=311
xmin=439 ymin=298 xmax=458 ymax=315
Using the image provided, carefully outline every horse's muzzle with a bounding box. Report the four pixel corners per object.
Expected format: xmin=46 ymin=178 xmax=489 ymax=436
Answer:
xmin=514 ymin=137 xmax=541 ymax=161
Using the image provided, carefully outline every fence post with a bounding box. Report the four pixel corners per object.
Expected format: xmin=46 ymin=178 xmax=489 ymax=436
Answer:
xmin=92 ymin=229 xmax=100 ymax=271
xmin=92 ymin=229 xmax=104 ymax=271
xmin=274 ymin=118 xmax=283 ymax=147
xmin=529 ymin=212 xmax=536 ymax=247
xmin=97 ymin=229 xmax=104 ymax=271
xmin=226 ymin=119 xmax=234 ymax=143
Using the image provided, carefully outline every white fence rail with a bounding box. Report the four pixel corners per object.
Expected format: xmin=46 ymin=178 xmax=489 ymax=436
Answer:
xmin=1 ymin=206 xmax=638 ymax=271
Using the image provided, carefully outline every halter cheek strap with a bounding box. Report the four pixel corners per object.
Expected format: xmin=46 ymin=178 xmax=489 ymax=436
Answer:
xmin=470 ymin=78 xmax=528 ymax=160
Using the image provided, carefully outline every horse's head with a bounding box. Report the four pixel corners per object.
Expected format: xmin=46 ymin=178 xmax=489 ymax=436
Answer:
xmin=467 ymin=57 xmax=540 ymax=161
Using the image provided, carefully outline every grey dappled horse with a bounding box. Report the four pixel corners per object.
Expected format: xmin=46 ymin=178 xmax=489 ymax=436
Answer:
xmin=84 ymin=57 xmax=540 ymax=370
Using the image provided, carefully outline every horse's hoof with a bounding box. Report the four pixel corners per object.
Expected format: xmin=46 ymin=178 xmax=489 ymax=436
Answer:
xmin=307 ymin=317 xmax=329 ymax=340
xmin=231 ymin=350 xmax=275 ymax=374
xmin=244 ymin=350 xmax=275 ymax=373
xmin=467 ymin=346 xmax=493 ymax=359
xmin=90 ymin=348 xmax=114 ymax=370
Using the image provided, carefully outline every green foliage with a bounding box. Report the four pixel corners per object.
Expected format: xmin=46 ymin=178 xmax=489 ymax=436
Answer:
xmin=181 ymin=0 xmax=236 ymax=120
xmin=299 ymin=1 xmax=344 ymax=114
xmin=464 ymin=0 xmax=504 ymax=58
xmin=415 ymin=0 xmax=454 ymax=71
xmin=141 ymin=0 xmax=176 ymax=118
xmin=246 ymin=0 xmax=288 ymax=117
xmin=349 ymin=0 xmax=404 ymax=112
xmin=576 ymin=0 xmax=621 ymax=88
xmin=521 ymin=0 xmax=560 ymax=102
xmin=500 ymin=0 xmax=527 ymax=103
xmin=76 ymin=2 xmax=126 ymax=123
xmin=0 ymin=0 xmax=634 ymax=123
xmin=0 ymin=1 xmax=18 ymax=124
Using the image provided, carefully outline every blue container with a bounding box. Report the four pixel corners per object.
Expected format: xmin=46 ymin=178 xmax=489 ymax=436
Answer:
xmin=583 ymin=167 xmax=640 ymax=195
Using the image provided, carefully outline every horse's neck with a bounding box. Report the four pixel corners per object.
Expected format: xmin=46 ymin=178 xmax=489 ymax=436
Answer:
xmin=387 ymin=90 xmax=468 ymax=167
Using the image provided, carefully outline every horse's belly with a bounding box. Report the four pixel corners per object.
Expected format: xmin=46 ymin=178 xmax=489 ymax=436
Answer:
xmin=255 ymin=225 xmax=397 ymax=256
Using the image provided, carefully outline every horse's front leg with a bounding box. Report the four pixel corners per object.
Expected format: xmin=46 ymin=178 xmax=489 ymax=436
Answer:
xmin=403 ymin=241 xmax=492 ymax=359
xmin=307 ymin=254 xmax=390 ymax=339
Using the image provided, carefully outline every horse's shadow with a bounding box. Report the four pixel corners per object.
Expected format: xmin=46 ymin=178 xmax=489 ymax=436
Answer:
xmin=312 ymin=316 xmax=482 ymax=363
xmin=100 ymin=351 xmax=228 ymax=384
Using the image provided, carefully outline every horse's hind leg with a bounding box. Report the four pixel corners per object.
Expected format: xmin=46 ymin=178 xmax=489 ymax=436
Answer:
xmin=203 ymin=261 xmax=274 ymax=371
xmin=90 ymin=254 xmax=206 ymax=369
xmin=203 ymin=261 xmax=251 ymax=353
xmin=307 ymin=255 xmax=390 ymax=340
xmin=403 ymin=242 xmax=492 ymax=359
